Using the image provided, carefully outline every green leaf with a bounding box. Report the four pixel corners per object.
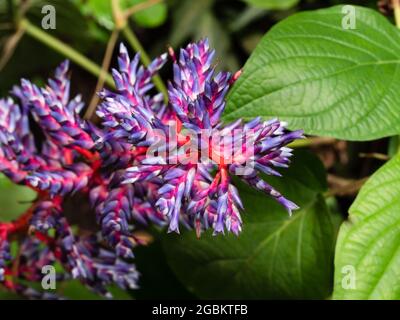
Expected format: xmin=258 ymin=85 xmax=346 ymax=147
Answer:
xmin=73 ymin=0 xmax=167 ymax=30
xmin=242 ymin=0 xmax=299 ymax=10
xmin=72 ymin=0 xmax=115 ymax=30
xmin=0 ymin=175 xmax=36 ymax=221
xmin=333 ymin=155 xmax=400 ymax=299
xmin=132 ymin=1 xmax=167 ymax=28
xmin=162 ymin=151 xmax=340 ymax=299
xmin=225 ymin=6 xmax=400 ymax=140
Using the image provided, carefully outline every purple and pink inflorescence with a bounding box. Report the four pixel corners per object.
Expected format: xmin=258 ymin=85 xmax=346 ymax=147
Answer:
xmin=0 ymin=39 xmax=302 ymax=298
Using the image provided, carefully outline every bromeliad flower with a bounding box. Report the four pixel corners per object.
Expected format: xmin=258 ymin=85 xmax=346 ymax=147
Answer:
xmin=0 ymin=61 xmax=146 ymax=298
xmin=99 ymin=39 xmax=304 ymax=236
xmin=0 ymin=38 xmax=302 ymax=299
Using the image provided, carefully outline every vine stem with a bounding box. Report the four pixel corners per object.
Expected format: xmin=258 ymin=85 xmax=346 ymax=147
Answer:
xmin=393 ymin=0 xmax=400 ymax=28
xmin=122 ymin=26 xmax=168 ymax=102
xmin=85 ymin=28 xmax=120 ymax=120
xmin=20 ymin=19 xmax=115 ymax=88
xmin=0 ymin=24 xmax=25 ymax=72
xmin=0 ymin=0 xmax=31 ymax=71
xmin=359 ymin=152 xmax=390 ymax=161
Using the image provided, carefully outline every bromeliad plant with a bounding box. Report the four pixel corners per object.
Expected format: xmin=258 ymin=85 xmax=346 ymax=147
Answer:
xmin=0 ymin=39 xmax=302 ymax=298
xmin=5 ymin=0 xmax=400 ymax=301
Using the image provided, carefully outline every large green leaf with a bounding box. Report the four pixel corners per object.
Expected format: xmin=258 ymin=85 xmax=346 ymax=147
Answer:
xmin=225 ymin=6 xmax=400 ymax=140
xmin=162 ymin=152 xmax=340 ymax=299
xmin=242 ymin=0 xmax=299 ymax=10
xmin=333 ymin=155 xmax=400 ymax=299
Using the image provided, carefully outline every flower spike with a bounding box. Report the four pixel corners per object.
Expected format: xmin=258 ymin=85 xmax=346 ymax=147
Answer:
xmin=0 ymin=39 xmax=303 ymax=298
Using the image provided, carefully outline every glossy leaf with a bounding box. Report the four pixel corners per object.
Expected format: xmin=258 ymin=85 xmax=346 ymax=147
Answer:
xmin=334 ymin=155 xmax=400 ymax=299
xmin=225 ymin=6 xmax=400 ymax=140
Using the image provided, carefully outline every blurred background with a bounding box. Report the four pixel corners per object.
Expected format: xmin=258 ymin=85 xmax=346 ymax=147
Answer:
xmin=0 ymin=0 xmax=389 ymax=299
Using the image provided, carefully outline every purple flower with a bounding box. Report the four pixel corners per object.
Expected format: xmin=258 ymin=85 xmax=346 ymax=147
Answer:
xmin=54 ymin=218 xmax=140 ymax=297
xmin=99 ymin=39 xmax=303 ymax=235
xmin=0 ymin=38 xmax=303 ymax=299
xmin=19 ymin=61 xmax=94 ymax=150
xmin=0 ymin=238 xmax=10 ymax=282
xmin=0 ymin=60 xmax=144 ymax=297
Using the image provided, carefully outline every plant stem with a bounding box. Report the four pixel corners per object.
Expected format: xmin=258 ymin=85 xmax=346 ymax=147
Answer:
xmin=359 ymin=152 xmax=389 ymax=161
xmin=20 ymin=19 xmax=115 ymax=88
xmin=0 ymin=24 xmax=25 ymax=72
xmin=112 ymin=0 xmax=126 ymax=30
xmin=85 ymin=28 xmax=120 ymax=120
xmin=122 ymin=26 xmax=168 ymax=102
xmin=393 ymin=0 xmax=400 ymax=28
